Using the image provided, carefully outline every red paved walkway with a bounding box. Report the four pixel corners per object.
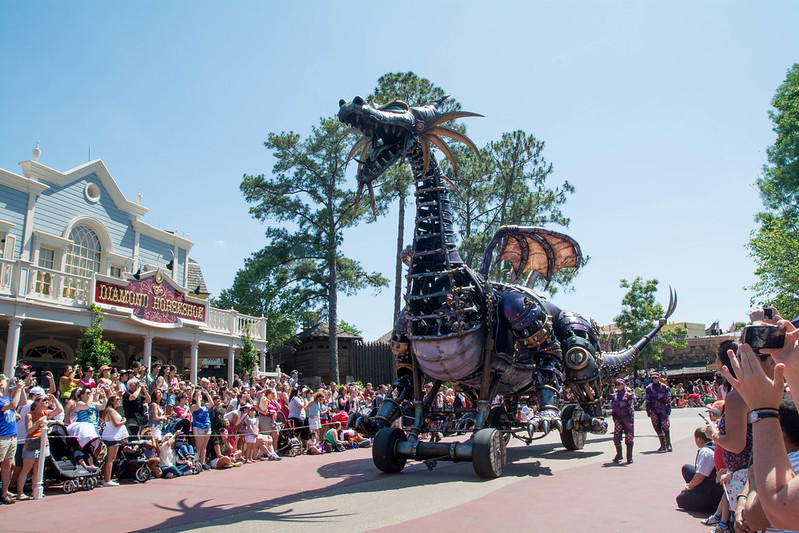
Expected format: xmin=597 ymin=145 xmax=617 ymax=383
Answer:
xmin=1 ymin=410 xmax=710 ymax=532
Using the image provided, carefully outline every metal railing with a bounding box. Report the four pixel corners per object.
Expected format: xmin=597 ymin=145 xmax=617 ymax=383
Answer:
xmin=0 ymin=259 xmax=267 ymax=341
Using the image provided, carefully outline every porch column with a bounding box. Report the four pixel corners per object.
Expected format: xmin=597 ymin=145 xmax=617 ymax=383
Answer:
xmin=259 ymin=351 xmax=266 ymax=373
xmin=4 ymin=318 xmax=23 ymax=377
xmin=190 ymin=342 xmax=199 ymax=386
xmin=227 ymin=347 xmax=235 ymax=385
xmin=142 ymin=336 xmax=153 ymax=371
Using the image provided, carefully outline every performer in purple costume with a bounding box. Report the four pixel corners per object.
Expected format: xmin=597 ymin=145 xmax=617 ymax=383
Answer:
xmin=645 ymin=371 xmax=672 ymax=451
xmin=611 ymin=378 xmax=635 ymax=463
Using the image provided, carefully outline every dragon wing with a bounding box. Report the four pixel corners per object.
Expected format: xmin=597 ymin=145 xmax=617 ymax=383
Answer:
xmin=477 ymin=226 xmax=583 ymax=287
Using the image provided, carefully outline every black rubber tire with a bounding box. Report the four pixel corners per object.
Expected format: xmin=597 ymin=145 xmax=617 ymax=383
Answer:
xmin=372 ymin=427 xmax=407 ymax=474
xmin=472 ymin=428 xmax=506 ymax=479
xmin=135 ymin=465 xmax=150 ymax=483
xmin=560 ymin=404 xmax=587 ymax=450
xmin=63 ymin=479 xmax=78 ymax=494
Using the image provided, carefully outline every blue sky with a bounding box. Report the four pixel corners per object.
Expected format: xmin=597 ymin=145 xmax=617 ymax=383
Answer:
xmin=2 ymin=1 xmax=798 ymax=341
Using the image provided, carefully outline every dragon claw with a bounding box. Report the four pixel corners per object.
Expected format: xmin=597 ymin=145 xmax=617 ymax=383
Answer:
xmin=529 ymin=408 xmax=561 ymax=435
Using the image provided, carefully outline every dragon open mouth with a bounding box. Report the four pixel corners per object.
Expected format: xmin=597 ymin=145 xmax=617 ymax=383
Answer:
xmin=338 ymin=95 xmax=482 ymax=214
xmin=338 ymin=96 xmax=414 ymax=184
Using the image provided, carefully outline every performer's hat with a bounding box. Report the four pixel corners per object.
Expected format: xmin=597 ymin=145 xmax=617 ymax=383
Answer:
xmin=650 ymin=371 xmax=660 ymax=378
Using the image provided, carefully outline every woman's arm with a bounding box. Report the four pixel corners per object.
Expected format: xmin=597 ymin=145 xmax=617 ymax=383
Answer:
xmin=47 ymin=394 xmax=63 ymax=417
xmin=105 ymin=408 xmax=126 ymax=427
xmin=723 ymin=344 xmax=799 ymax=529
xmin=706 ymin=390 xmax=747 ymax=454
xmin=25 ymin=412 xmax=45 ymax=434
xmin=45 ymin=372 xmax=56 ymax=395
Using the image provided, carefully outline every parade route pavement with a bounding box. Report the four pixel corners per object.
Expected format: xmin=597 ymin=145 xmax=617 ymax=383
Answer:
xmin=2 ymin=408 xmax=712 ymax=532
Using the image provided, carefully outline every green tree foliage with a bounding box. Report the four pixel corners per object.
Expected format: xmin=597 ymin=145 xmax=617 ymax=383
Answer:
xmin=75 ymin=304 xmax=115 ymax=369
xmin=748 ymin=64 xmax=799 ymax=319
xmin=614 ymin=278 xmax=664 ymax=374
xmin=369 ymin=72 xmax=462 ymax=321
xmin=237 ymin=325 xmax=259 ymax=375
xmin=447 ymin=131 xmax=580 ymax=292
xmin=660 ymin=327 xmax=688 ymax=352
xmin=338 ymin=320 xmax=363 ymax=337
xmin=213 ymin=243 xmax=311 ymax=350
xmin=240 ymin=118 xmax=388 ymax=383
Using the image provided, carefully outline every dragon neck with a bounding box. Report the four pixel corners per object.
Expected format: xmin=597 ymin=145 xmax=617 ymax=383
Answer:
xmin=404 ymin=139 xmax=469 ymax=330
xmin=407 ymin=140 xmax=463 ymax=271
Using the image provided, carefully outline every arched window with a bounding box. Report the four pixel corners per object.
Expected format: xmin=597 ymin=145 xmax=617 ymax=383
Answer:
xmin=22 ymin=340 xmax=73 ymax=361
xmin=65 ymin=225 xmax=101 ymax=278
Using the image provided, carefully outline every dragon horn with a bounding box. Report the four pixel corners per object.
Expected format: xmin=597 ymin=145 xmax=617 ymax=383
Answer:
xmin=427 ymin=126 xmax=480 ymax=154
xmin=426 ymin=111 xmax=484 ymax=129
xmin=429 ymin=135 xmax=459 ymax=179
xmin=599 ymin=287 xmax=677 ymax=382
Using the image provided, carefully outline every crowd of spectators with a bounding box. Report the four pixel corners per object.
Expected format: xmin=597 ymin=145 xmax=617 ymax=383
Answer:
xmin=675 ymin=306 xmax=799 ymax=533
xmin=0 ymin=363 xmax=382 ymax=503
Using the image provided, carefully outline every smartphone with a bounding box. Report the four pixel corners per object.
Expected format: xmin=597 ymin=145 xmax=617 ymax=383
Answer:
xmin=742 ymin=324 xmax=785 ymax=352
xmin=698 ymin=412 xmax=707 ymax=421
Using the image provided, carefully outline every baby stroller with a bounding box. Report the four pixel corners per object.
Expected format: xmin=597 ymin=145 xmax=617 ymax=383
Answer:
xmin=115 ymin=437 xmax=156 ymax=483
xmin=274 ymin=413 xmax=302 ymax=457
xmin=165 ymin=418 xmax=202 ymax=475
xmin=45 ymin=422 xmax=100 ymax=493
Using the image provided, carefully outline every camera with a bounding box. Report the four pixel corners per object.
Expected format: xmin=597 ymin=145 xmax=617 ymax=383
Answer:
xmin=742 ymin=324 xmax=785 ymax=353
xmin=764 ymin=307 xmax=774 ymax=320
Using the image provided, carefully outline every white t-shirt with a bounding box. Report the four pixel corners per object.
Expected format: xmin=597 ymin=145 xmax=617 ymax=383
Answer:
xmin=16 ymin=400 xmax=33 ymax=444
xmin=695 ymin=445 xmax=716 ymax=477
xmin=288 ymin=397 xmax=306 ymax=420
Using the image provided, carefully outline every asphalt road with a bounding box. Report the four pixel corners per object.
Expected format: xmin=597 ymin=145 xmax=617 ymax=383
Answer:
xmin=2 ymin=407 xmax=712 ymax=532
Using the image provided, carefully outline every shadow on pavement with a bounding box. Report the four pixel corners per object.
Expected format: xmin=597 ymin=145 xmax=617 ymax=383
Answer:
xmin=137 ymin=435 xmax=593 ymax=531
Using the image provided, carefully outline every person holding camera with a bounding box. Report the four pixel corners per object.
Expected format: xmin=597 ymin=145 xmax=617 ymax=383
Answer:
xmin=721 ymin=307 xmax=799 ymax=530
xmin=0 ymin=376 xmax=24 ymax=504
xmin=288 ymin=387 xmax=310 ymax=448
xmin=703 ymin=339 xmax=757 ymax=532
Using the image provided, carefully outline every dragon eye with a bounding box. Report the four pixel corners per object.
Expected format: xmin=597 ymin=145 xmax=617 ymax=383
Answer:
xmin=383 ymin=100 xmax=409 ymax=112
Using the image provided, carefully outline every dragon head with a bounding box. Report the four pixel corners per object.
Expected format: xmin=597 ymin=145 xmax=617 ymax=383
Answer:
xmin=338 ymin=95 xmax=482 ymax=214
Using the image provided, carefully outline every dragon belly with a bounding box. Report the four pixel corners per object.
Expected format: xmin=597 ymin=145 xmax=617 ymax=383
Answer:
xmin=409 ymin=325 xmax=484 ymax=381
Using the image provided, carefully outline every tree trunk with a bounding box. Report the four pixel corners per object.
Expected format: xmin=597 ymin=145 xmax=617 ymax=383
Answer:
xmin=329 ymin=249 xmax=339 ymax=385
xmin=393 ymin=189 xmax=406 ymax=323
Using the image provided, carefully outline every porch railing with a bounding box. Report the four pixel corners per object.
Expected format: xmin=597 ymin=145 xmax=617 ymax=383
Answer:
xmin=0 ymin=259 xmax=266 ymax=341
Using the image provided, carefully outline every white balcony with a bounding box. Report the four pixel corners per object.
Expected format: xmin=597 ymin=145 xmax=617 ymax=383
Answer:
xmin=0 ymin=258 xmax=266 ymax=341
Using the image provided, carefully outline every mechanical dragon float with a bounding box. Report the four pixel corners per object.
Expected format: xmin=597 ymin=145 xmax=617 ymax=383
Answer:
xmin=337 ymin=95 xmax=676 ymax=478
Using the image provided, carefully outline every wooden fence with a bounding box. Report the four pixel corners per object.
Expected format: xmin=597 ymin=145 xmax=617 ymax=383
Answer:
xmin=351 ymin=341 xmax=395 ymax=386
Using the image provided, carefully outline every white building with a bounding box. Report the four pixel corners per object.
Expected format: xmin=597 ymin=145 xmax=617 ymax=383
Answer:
xmin=1 ymin=145 xmax=267 ymax=384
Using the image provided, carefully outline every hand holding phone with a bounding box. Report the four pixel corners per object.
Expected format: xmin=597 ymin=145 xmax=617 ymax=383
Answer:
xmin=742 ymin=324 xmax=786 ymax=353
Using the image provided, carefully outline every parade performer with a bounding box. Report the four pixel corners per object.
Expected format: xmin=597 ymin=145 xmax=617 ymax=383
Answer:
xmin=645 ymin=372 xmax=672 ymax=451
xmin=611 ymin=378 xmax=635 ymax=463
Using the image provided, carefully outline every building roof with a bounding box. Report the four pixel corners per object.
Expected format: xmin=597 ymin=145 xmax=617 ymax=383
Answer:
xmin=187 ymin=258 xmax=209 ymax=297
xmin=663 ymin=362 xmax=715 ymax=377
xmin=297 ymin=322 xmax=362 ymax=341
xmin=376 ymin=330 xmax=393 ymax=343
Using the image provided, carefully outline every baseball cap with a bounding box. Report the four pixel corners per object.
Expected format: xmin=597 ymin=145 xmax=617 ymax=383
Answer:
xmin=29 ymin=386 xmax=46 ymax=396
